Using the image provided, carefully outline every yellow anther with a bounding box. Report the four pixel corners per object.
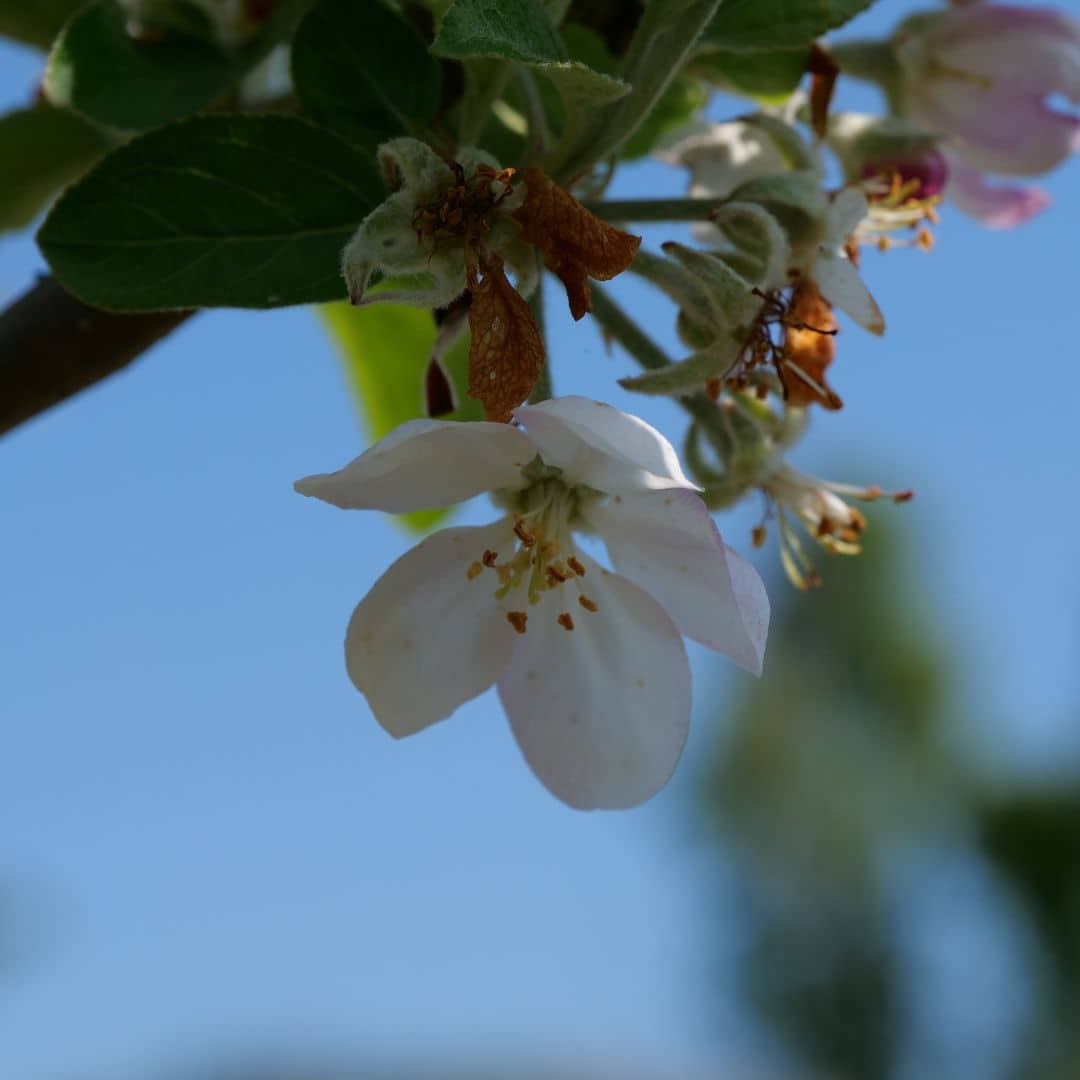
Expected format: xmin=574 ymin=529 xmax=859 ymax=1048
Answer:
xmin=506 ymin=611 xmax=528 ymax=634
xmin=557 ymin=612 xmax=575 ymax=631
xmin=466 ymin=561 xmax=483 ymax=580
xmin=567 ymin=556 xmax=586 ymax=577
xmin=578 ymin=595 xmax=598 ymax=613
xmin=751 ymin=525 xmax=767 ymax=549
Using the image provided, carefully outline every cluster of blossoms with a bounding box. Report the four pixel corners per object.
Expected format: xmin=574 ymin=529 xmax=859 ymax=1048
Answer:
xmin=297 ymin=1 xmax=1079 ymax=809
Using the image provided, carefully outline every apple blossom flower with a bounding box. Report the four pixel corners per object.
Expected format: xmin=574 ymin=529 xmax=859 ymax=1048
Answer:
xmin=860 ymin=147 xmax=948 ymax=200
xmin=798 ymin=187 xmax=886 ymax=336
xmin=895 ymin=3 xmax=1080 ymax=226
xmin=661 ymin=120 xmax=792 ymax=204
xmin=295 ymin=397 xmax=769 ymax=810
xmin=756 ymin=460 xmax=912 ymax=590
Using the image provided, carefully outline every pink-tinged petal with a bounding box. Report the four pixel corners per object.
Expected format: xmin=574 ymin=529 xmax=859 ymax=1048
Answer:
xmin=583 ymin=489 xmax=769 ymax=675
xmin=295 ymin=419 xmax=534 ymax=513
xmin=915 ymin=84 xmax=1080 ymax=176
xmin=513 ymin=396 xmax=696 ymax=494
xmin=933 ymin=5 xmax=1080 ymax=99
xmin=345 ymin=521 xmax=518 ymax=737
xmin=944 ymin=152 xmax=1052 ymax=227
xmin=498 ymin=554 xmax=691 ymax=811
xmin=812 ymin=251 xmax=885 ymax=336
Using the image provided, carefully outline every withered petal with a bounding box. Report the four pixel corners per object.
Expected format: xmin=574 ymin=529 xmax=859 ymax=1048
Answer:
xmin=466 ymin=254 xmax=546 ymax=423
xmin=513 ymin=167 xmax=641 ymax=322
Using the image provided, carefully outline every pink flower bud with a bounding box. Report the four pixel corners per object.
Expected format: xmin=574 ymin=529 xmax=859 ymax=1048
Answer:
xmin=861 ymin=147 xmax=949 ymax=198
xmin=897 ymin=3 xmax=1080 ymax=178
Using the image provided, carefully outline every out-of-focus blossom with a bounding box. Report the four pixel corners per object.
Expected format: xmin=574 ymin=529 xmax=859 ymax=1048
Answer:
xmin=296 ymin=398 xmax=769 ymax=810
xmin=757 ymin=461 xmax=913 ymax=590
xmin=661 ymin=120 xmax=791 ymax=202
xmin=895 ymin=3 xmax=1080 ymax=226
xmin=861 ymin=146 xmax=949 ymax=200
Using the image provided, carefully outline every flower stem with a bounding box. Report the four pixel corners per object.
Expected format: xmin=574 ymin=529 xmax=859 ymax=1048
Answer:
xmin=528 ymin=269 xmax=552 ymax=403
xmin=458 ymin=60 xmax=510 ymax=147
xmin=588 ymin=286 xmax=718 ymax=431
xmin=583 ymin=197 xmax=724 ymax=223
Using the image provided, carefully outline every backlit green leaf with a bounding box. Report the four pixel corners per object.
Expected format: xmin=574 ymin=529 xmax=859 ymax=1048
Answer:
xmin=318 ymin=301 xmax=482 ymax=532
xmin=0 ymin=104 xmax=112 ymax=233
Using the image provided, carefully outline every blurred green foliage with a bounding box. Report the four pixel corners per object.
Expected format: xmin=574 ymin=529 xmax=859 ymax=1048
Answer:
xmin=697 ymin=521 xmax=1080 ymax=1079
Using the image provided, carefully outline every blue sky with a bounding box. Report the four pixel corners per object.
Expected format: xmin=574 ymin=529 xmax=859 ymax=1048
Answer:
xmin=2 ymin=3 xmax=1080 ymax=1075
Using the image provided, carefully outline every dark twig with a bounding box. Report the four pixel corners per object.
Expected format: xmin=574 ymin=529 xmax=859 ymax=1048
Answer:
xmin=0 ymin=276 xmax=194 ymax=438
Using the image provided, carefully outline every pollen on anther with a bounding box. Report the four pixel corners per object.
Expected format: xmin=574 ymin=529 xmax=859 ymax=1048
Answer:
xmin=567 ymin=556 xmax=586 ymax=576
xmin=513 ymin=518 xmax=536 ymax=547
xmin=482 ymin=549 xmax=499 ymax=567
xmin=466 ymin=561 xmax=483 ymax=580
xmin=579 ymin=595 xmax=598 ymax=613
xmin=557 ymin=612 xmax=575 ymax=631
xmin=507 ymin=611 xmax=528 ymax=634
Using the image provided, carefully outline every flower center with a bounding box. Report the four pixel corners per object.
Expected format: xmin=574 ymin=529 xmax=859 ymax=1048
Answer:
xmin=466 ymin=478 xmax=601 ymax=634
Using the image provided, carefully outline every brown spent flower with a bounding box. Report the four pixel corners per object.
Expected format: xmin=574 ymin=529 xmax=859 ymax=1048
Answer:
xmin=466 ymin=253 xmax=546 ymax=422
xmin=780 ymin=280 xmax=843 ymax=410
xmin=512 ymin=168 xmax=641 ymax=321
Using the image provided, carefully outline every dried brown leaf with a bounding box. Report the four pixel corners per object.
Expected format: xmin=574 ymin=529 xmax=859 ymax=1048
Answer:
xmin=781 ymin=280 xmax=842 ymax=410
xmin=466 ymin=254 xmax=545 ymax=422
xmin=513 ymin=168 xmax=641 ymax=321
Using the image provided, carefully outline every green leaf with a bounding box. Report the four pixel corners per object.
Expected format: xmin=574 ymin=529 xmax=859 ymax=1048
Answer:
xmin=38 ymin=115 xmax=384 ymax=312
xmin=318 ymin=301 xmax=482 ymax=532
xmin=292 ymin=0 xmax=440 ymax=144
xmin=432 ymin=0 xmax=566 ymax=64
xmin=0 ymin=105 xmax=112 ymax=233
xmin=43 ymin=0 xmax=308 ymax=132
xmin=0 ymin=0 xmax=84 ymax=49
xmin=561 ymin=23 xmax=617 ymax=75
xmin=705 ymin=0 xmax=874 ymax=52
xmin=695 ymin=47 xmax=808 ymax=101
xmin=536 ymin=60 xmax=629 ymax=110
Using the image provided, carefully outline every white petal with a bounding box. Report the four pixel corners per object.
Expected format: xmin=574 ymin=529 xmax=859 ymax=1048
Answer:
xmin=584 ymin=490 xmax=769 ymax=675
xmin=812 ymin=250 xmax=886 ymax=335
xmin=498 ymin=555 xmax=691 ymax=810
xmin=345 ymin=521 xmax=518 ymax=737
xmin=513 ymin=396 xmax=696 ymax=494
xmin=825 ymin=187 xmax=870 ymax=242
xmin=295 ymin=419 xmax=534 ymax=513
